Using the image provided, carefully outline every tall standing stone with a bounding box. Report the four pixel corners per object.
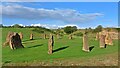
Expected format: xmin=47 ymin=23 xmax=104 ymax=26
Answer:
xmin=96 ymin=33 xmax=99 ymax=40
xmin=82 ymin=34 xmax=89 ymax=52
xmin=105 ymin=32 xmax=113 ymax=45
xmin=3 ymin=31 xmax=14 ymax=46
xmin=9 ymin=33 xmax=24 ymax=50
xmin=19 ymin=32 xmax=23 ymax=40
xmin=48 ymin=34 xmax=54 ymax=54
xmin=30 ymin=33 xmax=33 ymax=40
xmin=69 ymin=34 xmax=72 ymax=39
xmin=100 ymin=34 xmax=106 ymax=48
xmin=109 ymin=38 xmax=113 ymax=45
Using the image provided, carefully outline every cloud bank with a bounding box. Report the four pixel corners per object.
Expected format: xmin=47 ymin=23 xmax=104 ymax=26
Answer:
xmin=1 ymin=4 xmax=103 ymax=24
xmin=31 ymin=23 xmax=80 ymax=29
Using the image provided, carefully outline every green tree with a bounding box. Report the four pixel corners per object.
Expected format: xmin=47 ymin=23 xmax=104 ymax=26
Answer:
xmin=74 ymin=32 xmax=83 ymax=36
xmin=94 ymin=25 xmax=103 ymax=32
xmin=12 ymin=24 xmax=23 ymax=28
xmin=64 ymin=26 xmax=77 ymax=34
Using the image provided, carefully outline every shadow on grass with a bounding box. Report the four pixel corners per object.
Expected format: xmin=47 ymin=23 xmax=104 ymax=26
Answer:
xmin=27 ymin=44 xmax=43 ymax=48
xmin=105 ymin=44 xmax=107 ymax=48
xmin=89 ymin=46 xmax=94 ymax=51
xmin=4 ymin=61 xmax=11 ymax=63
xmin=22 ymin=39 xmax=31 ymax=42
xmin=22 ymin=38 xmax=43 ymax=42
xmin=53 ymin=46 xmax=69 ymax=53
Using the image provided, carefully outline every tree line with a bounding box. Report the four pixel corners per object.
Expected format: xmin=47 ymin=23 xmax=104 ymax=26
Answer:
xmin=1 ymin=24 xmax=118 ymax=34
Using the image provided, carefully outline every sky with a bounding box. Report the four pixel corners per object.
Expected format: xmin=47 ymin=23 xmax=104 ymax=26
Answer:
xmin=1 ymin=2 xmax=118 ymax=29
xmin=1 ymin=0 xmax=120 ymax=2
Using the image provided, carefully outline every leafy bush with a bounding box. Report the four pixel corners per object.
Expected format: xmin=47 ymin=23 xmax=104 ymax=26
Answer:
xmin=32 ymin=27 xmax=55 ymax=34
xmin=63 ymin=26 xmax=77 ymax=34
xmin=12 ymin=24 xmax=23 ymax=28
xmin=74 ymin=32 xmax=83 ymax=36
xmin=93 ymin=25 xmax=103 ymax=33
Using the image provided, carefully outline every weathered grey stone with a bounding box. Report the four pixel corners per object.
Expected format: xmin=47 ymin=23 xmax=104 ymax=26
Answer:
xmin=82 ymin=34 xmax=89 ymax=52
xmin=48 ymin=34 xmax=54 ymax=54
xmin=9 ymin=33 xmax=24 ymax=50
xmin=30 ymin=33 xmax=33 ymax=40
xmin=3 ymin=31 xmax=14 ymax=46
xmin=100 ymin=34 xmax=106 ymax=48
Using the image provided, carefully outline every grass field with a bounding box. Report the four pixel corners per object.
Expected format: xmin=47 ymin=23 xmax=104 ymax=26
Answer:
xmin=2 ymin=28 xmax=118 ymax=66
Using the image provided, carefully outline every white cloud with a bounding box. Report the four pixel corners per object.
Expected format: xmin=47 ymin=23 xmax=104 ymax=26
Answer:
xmin=30 ymin=23 xmax=81 ymax=29
xmin=10 ymin=23 xmax=24 ymax=26
xmin=19 ymin=24 xmax=24 ymax=26
xmin=31 ymin=23 xmax=59 ymax=29
xmin=31 ymin=23 xmax=48 ymax=27
xmin=1 ymin=3 xmax=103 ymax=24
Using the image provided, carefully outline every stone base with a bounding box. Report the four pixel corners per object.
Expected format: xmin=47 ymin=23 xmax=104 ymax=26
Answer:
xmin=48 ymin=51 xmax=52 ymax=54
xmin=100 ymin=46 xmax=105 ymax=48
xmin=48 ymin=46 xmax=53 ymax=54
xmin=82 ymin=48 xmax=89 ymax=52
xmin=108 ymin=43 xmax=113 ymax=45
xmin=30 ymin=39 xmax=33 ymax=40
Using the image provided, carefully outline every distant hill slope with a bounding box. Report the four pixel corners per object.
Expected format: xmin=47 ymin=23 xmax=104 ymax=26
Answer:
xmin=2 ymin=28 xmax=54 ymax=43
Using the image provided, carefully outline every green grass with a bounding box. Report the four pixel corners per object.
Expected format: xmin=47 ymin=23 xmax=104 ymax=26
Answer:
xmin=2 ymin=28 xmax=118 ymax=65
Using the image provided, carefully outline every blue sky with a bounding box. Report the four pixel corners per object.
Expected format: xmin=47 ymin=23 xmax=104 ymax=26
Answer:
xmin=1 ymin=0 xmax=120 ymax=2
xmin=1 ymin=2 xmax=118 ymax=29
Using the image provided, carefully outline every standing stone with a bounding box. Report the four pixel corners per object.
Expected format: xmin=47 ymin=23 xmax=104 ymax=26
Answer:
xmin=43 ymin=34 xmax=46 ymax=39
xmin=105 ymin=33 xmax=113 ymax=45
xmin=9 ymin=33 xmax=24 ymax=50
xmin=30 ymin=33 xmax=33 ymax=40
xmin=3 ymin=31 xmax=14 ymax=46
xmin=19 ymin=32 xmax=23 ymax=40
xmin=105 ymin=33 xmax=109 ymax=45
xmin=109 ymin=38 xmax=113 ymax=45
xmin=82 ymin=34 xmax=89 ymax=52
xmin=96 ymin=33 xmax=99 ymax=40
xmin=69 ymin=34 xmax=72 ymax=39
xmin=100 ymin=34 xmax=106 ymax=48
xmin=48 ymin=34 xmax=54 ymax=54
